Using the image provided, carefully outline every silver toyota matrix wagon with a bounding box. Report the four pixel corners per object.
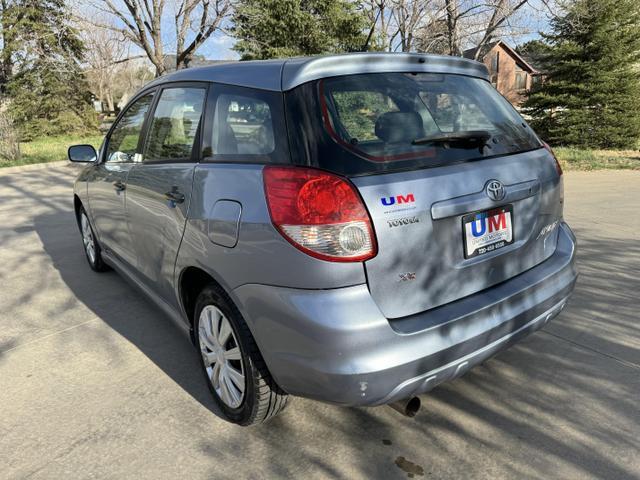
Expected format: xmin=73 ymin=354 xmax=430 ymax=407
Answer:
xmin=69 ymin=53 xmax=577 ymax=426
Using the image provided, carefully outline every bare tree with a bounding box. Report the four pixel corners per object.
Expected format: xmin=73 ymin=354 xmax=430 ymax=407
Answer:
xmin=85 ymin=0 xmax=232 ymax=76
xmin=389 ymin=0 xmax=430 ymax=52
xmin=362 ymin=0 xmax=389 ymax=51
xmin=466 ymin=0 xmax=531 ymax=59
xmin=365 ymin=0 xmax=552 ymax=56
xmin=80 ymin=22 xmax=128 ymax=111
xmin=416 ymin=0 xmax=550 ymax=56
xmin=364 ymin=0 xmax=438 ymax=52
xmin=444 ymin=0 xmax=460 ymax=55
xmin=115 ymin=58 xmax=155 ymax=106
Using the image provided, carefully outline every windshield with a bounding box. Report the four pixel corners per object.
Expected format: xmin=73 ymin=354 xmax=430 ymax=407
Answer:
xmin=285 ymin=72 xmax=542 ymax=175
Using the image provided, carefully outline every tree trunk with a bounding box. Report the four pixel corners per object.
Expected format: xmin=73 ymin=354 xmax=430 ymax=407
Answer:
xmin=445 ymin=0 xmax=459 ymax=56
xmin=179 ymin=51 xmax=193 ymax=69
xmin=106 ymin=91 xmax=114 ymax=112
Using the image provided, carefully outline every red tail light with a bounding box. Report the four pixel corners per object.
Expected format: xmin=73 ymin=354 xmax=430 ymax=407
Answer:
xmin=263 ymin=166 xmax=377 ymax=262
xmin=543 ymin=142 xmax=563 ymax=176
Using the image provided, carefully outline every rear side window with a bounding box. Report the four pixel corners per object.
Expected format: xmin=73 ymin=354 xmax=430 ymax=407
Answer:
xmin=144 ymin=87 xmax=206 ymax=162
xmin=203 ymin=84 xmax=288 ymax=164
xmin=214 ymin=94 xmax=274 ymax=155
xmin=286 ymin=73 xmax=541 ymax=175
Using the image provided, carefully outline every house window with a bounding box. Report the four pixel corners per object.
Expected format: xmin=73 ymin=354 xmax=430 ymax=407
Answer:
xmin=515 ymin=72 xmax=527 ymax=90
xmin=491 ymin=53 xmax=500 ymax=73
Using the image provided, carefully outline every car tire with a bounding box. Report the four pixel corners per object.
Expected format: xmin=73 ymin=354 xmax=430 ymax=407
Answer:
xmin=194 ymin=284 xmax=288 ymax=425
xmin=78 ymin=207 xmax=109 ymax=272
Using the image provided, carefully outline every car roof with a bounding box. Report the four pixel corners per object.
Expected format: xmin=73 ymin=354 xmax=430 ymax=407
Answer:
xmin=147 ymin=52 xmax=490 ymax=92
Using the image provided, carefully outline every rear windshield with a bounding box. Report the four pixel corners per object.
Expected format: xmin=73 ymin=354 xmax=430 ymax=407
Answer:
xmin=285 ymin=73 xmax=541 ymax=175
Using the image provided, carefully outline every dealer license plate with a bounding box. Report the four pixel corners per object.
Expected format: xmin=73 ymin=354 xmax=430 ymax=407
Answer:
xmin=463 ymin=205 xmax=514 ymax=258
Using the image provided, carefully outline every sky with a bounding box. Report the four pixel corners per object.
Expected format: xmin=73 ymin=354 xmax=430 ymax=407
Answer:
xmin=198 ymin=32 xmax=239 ymax=61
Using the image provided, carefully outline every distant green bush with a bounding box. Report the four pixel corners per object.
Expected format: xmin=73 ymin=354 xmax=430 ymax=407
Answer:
xmin=17 ymin=111 xmax=99 ymax=142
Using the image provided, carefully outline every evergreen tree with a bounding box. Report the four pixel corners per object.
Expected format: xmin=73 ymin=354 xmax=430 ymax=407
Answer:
xmin=516 ymin=40 xmax=551 ymax=70
xmin=523 ymin=0 xmax=640 ymax=149
xmin=232 ymin=0 xmax=368 ymax=60
xmin=7 ymin=0 xmax=97 ymax=140
xmin=1 ymin=0 xmax=17 ymax=93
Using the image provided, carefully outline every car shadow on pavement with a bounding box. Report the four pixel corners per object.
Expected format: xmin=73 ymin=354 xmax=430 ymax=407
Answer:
xmin=34 ymin=209 xmax=223 ymax=418
xmin=35 ymin=207 xmax=640 ymax=479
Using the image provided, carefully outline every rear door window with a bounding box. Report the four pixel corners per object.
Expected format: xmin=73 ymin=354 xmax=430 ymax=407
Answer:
xmin=203 ymin=84 xmax=288 ymax=164
xmin=213 ymin=94 xmax=274 ymax=155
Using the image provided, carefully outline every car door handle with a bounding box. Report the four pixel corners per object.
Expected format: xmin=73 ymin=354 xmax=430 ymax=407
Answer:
xmin=113 ymin=180 xmax=126 ymax=192
xmin=164 ymin=189 xmax=185 ymax=204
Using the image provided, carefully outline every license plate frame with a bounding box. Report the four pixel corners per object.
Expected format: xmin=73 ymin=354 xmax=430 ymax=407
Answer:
xmin=462 ymin=205 xmax=514 ymax=259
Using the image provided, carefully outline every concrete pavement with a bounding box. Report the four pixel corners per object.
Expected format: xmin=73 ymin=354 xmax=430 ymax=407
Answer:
xmin=0 ymin=165 xmax=638 ymax=479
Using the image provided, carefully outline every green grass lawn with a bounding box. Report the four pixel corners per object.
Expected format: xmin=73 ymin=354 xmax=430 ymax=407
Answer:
xmin=555 ymin=147 xmax=640 ymax=171
xmin=0 ymin=134 xmax=103 ymax=168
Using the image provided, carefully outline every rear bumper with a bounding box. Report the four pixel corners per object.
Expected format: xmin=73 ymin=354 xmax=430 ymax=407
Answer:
xmin=232 ymin=222 xmax=577 ymax=406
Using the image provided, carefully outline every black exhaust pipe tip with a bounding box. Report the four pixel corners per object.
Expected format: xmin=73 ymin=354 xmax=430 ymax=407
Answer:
xmin=388 ymin=396 xmax=421 ymax=417
xmin=405 ymin=396 xmax=421 ymax=417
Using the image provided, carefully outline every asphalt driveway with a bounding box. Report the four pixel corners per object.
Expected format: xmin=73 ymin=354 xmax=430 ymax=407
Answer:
xmin=0 ymin=164 xmax=638 ymax=479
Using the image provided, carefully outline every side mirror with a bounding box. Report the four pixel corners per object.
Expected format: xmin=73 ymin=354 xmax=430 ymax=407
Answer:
xmin=68 ymin=144 xmax=97 ymax=163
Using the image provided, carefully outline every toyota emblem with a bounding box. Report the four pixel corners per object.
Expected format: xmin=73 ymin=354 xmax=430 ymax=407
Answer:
xmin=486 ymin=180 xmax=505 ymax=201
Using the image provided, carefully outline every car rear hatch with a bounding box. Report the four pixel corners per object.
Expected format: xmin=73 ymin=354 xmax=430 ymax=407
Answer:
xmin=351 ymin=149 xmax=563 ymax=318
xmin=284 ymin=67 xmax=564 ymax=318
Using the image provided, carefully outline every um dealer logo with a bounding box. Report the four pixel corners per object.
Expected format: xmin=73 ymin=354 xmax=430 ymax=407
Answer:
xmin=470 ymin=211 xmax=507 ymax=237
xmin=380 ymin=194 xmax=415 ymax=206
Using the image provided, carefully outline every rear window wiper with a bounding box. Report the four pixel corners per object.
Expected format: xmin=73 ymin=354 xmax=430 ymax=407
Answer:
xmin=411 ymin=130 xmax=492 ymax=146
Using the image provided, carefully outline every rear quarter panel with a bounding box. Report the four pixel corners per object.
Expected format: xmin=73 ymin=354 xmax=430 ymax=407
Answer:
xmin=174 ymin=163 xmax=367 ymax=295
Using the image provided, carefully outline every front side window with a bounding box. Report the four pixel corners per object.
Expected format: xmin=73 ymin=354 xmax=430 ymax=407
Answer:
xmin=106 ymin=93 xmax=154 ymax=163
xmin=144 ymin=87 xmax=206 ymax=162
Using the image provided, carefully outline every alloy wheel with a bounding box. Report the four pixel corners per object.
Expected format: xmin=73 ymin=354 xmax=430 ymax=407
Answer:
xmin=198 ymin=305 xmax=246 ymax=408
xmin=81 ymin=213 xmax=96 ymax=265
